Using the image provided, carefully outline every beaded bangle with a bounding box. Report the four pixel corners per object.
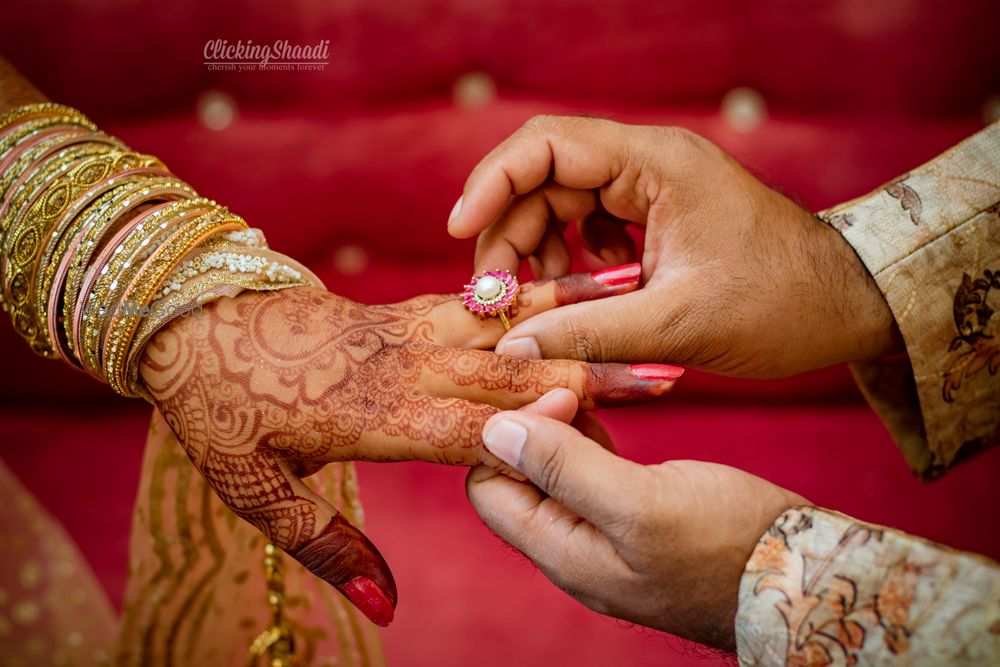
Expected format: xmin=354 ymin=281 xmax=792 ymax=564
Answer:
xmin=41 ymin=174 xmax=194 ymax=361
xmin=155 ymin=245 xmax=306 ymax=301
xmin=103 ymin=211 xmax=248 ymax=395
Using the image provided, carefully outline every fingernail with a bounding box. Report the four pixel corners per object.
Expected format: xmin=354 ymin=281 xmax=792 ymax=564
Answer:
xmin=591 ymin=263 xmax=641 ymax=288
xmin=628 ymin=363 xmax=685 ymax=381
xmin=483 ymin=418 xmax=527 ymax=468
xmin=537 ymin=388 xmax=561 ymax=403
xmin=447 ymin=195 xmax=463 ymax=226
xmin=498 ymin=336 xmax=541 ymax=359
xmin=343 ymin=576 xmax=395 ymax=626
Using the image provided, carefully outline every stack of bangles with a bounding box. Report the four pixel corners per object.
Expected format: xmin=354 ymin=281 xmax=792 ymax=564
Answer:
xmin=0 ymin=102 xmax=321 ymax=399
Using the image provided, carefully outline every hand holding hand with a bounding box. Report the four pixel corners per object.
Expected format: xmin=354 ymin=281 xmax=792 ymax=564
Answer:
xmin=449 ymin=116 xmax=902 ymax=377
xmin=138 ymin=274 xmax=681 ymax=625
xmin=466 ymin=389 xmax=806 ymax=649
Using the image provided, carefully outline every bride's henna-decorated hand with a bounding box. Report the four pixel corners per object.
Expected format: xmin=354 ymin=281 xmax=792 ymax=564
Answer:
xmin=138 ymin=271 xmax=682 ymax=626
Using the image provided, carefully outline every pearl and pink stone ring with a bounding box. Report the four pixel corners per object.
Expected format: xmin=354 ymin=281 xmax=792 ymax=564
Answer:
xmin=462 ymin=269 xmax=520 ymax=330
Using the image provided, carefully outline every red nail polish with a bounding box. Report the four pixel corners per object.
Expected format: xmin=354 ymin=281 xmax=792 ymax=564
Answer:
xmin=343 ymin=576 xmax=395 ymax=626
xmin=628 ymin=364 xmax=685 ymax=381
xmin=591 ymin=263 xmax=641 ymax=287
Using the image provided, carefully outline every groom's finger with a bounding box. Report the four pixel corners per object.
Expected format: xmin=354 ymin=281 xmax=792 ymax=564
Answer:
xmin=448 ymin=115 xmax=631 ymax=240
xmin=472 ymin=184 xmax=595 ymax=274
xmin=430 ymin=263 xmax=642 ymax=349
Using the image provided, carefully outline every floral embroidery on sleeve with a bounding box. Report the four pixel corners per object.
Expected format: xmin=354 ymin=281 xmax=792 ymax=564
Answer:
xmin=817 ymin=122 xmax=1000 ymax=477
xmin=736 ymin=507 xmax=1000 ymax=666
xmin=943 ymin=269 xmax=1000 ymax=402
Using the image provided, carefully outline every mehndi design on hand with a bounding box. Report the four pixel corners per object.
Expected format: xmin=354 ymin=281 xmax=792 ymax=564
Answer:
xmin=139 ymin=267 xmax=680 ymax=626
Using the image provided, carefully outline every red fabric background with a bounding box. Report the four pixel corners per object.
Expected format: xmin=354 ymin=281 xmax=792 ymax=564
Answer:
xmin=1 ymin=1 xmax=999 ymax=665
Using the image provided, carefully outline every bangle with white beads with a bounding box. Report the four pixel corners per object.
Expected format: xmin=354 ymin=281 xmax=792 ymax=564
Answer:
xmin=155 ymin=247 xmax=303 ymax=301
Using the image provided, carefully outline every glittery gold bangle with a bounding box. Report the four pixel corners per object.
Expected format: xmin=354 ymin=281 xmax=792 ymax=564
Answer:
xmin=0 ymin=103 xmax=92 ymax=137
xmin=104 ymin=210 xmax=248 ymax=395
xmin=4 ymin=149 xmax=165 ymax=354
xmin=76 ymin=200 xmax=215 ymax=377
xmin=1 ymin=142 xmax=122 ymax=318
xmin=0 ymin=129 xmax=124 ymax=214
xmin=125 ymin=247 xmax=320 ymax=398
xmin=0 ymin=129 xmax=109 ymax=238
xmin=95 ymin=205 xmax=223 ymax=344
xmin=41 ymin=174 xmax=195 ymax=361
xmin=0 ymin=120 xmax=97 ymax=181
xmin=62 ymin=198 xmax=181 ymax=367
xmin=0 ymin=136 xmax=124 ymax=262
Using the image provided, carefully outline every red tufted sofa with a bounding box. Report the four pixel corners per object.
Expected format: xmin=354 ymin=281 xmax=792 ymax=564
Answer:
xmin=2 ymin=1 xmax=999 ymax=665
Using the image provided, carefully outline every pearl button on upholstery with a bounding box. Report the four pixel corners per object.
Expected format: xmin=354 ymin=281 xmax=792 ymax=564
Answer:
xmin=196 ymin=90 xmax=237 ymax=131
xmin=721 ymin=87 xmax=766 ymax=133
xmin=453 ymin=72 xmax=497 ymax=108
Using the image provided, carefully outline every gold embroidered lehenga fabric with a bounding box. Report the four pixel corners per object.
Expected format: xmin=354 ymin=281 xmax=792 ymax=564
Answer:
xmin=0 ymin=409 xmax=384 ymax=667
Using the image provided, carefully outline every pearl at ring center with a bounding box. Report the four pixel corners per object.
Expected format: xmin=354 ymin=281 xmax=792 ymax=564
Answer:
xmin=474 ymin=275 xmax=503 ymax=300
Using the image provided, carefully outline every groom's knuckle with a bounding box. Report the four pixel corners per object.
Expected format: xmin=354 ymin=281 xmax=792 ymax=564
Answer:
xmin=535 ymin=445 xmax=567 ymax=495
xmin=524 ymin=114 xmax=558 ymax=134
xmin=563 ymin=319 xmax=601 ymax=361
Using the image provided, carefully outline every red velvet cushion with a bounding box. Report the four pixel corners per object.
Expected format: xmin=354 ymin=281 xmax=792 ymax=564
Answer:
xmin=2 ymin=1 xmax=997 ymax=119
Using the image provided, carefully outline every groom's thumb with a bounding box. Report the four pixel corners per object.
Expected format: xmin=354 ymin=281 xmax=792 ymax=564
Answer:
xmin=496 ymin=289 xmax=663 ymax=363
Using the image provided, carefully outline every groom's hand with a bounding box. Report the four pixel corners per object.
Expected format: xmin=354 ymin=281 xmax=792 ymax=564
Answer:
xmin=448 ymin=116 xmax=902 ymax=377
xmin=466 ymin=389 xmax=806 ymax=649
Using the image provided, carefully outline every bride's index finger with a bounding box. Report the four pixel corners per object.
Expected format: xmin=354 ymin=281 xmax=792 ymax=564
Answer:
xmin=447 ymin=115 xmax=630 ymax=240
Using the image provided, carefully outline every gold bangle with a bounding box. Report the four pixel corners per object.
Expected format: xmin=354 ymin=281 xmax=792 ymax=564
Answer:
xmin=104 ymin=210 xmax=248 ymax=395
xmin=41 ymin=174 xmax=195 ymax=360
xmin=76 ymin=200 xmax=214 ymax=376
xmin=1 ymin=142 xmax=122 ymax=322
xmin=94 ymin=203 xmax=219 ymax=346
xmin=0 ymin=115 xmax=97 ymax=167
xmin=60 ymin=186 xmax=183 ymax=360
xmin=0 ymin=137 xmax=123 ymax=256
xmin=0 ymin=129 xmax=108 ymax=241
xmin=4 ymin=148 xmax=165 ymax=354
xmin=0 ymin=103 xmax=92 ymax=132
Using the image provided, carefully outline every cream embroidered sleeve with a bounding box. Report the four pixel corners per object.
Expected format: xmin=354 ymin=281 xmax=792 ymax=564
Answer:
xmin=734 ymin=127 xmax=1000 ymax=665
xmin=817 ymin=122 xmax=1000 ymax=478
xmin=735 ymin=507 xmax=1000 ymax=666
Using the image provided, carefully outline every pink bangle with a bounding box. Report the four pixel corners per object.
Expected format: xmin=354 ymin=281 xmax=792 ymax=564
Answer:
xmin=0 ymin=136 xmax=123 ymax=306
xmin=0 ymin=128 xmax=93 ymax=220
xmin=72 ymin=204 xmax=209 ymax=372
xmin=0 ymin=125 xmax=82 ymax=176
xmin=45 ymin=173 xmax=185 ymax=365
